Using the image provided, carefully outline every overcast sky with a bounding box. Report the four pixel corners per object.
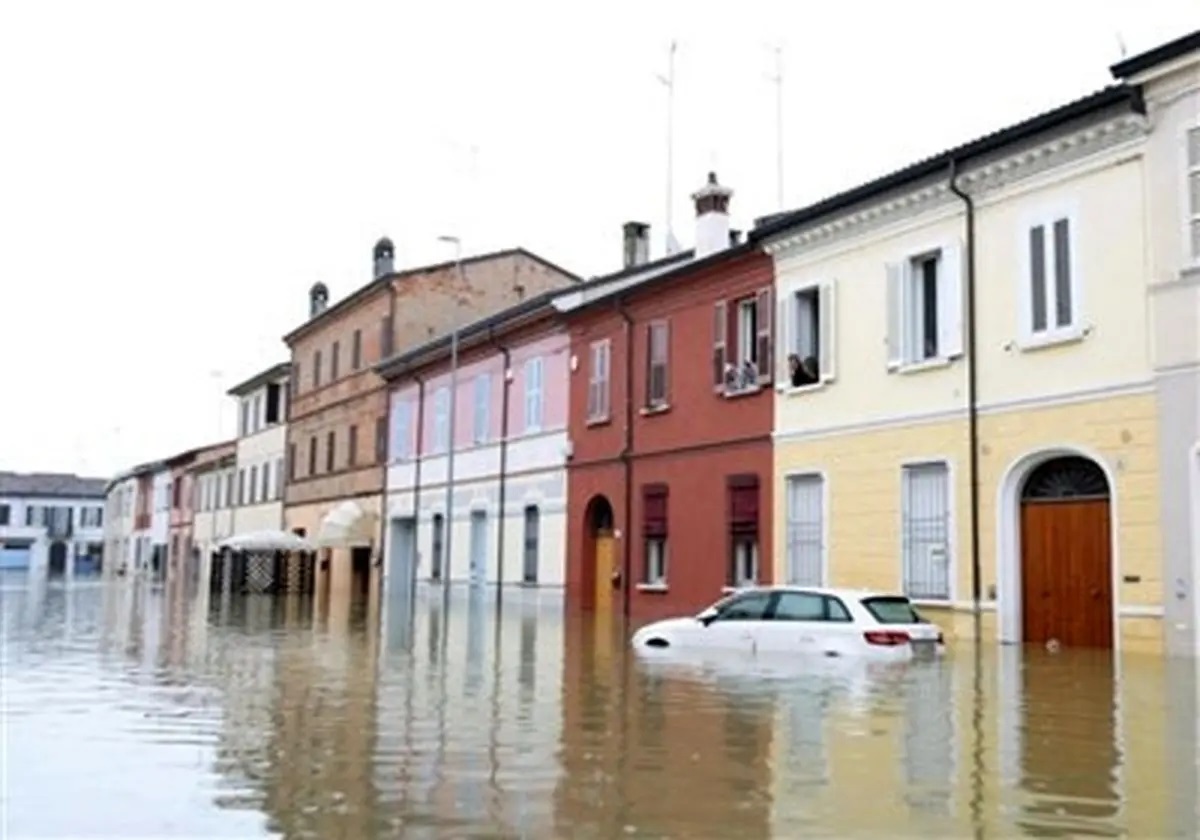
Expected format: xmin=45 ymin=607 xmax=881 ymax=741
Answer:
xmin=1 ymin=0 xmax=1195 ymax=478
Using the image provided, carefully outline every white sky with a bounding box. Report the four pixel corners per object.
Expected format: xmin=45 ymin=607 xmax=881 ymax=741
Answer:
xmin=1 ymin=0 xmax=1195 ymax=478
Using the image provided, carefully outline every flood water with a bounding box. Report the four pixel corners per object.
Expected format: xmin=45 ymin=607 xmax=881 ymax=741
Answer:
xmin=3 ymin=580 xmax=1199 ymax=839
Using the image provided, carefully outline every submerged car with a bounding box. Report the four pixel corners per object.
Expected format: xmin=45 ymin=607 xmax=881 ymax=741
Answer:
xmin=630 ymin=586 xmax=946 ymax=661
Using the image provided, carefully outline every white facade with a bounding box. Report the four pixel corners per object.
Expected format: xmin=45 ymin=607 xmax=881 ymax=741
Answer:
xmin=1 ymin=489 xmax=106 ymax=581
xmin=228 ymin=364 xmax=290 ymax=536
xmin=383 ymin=329 xmax=571 ymax=593
xmin=150 ymin=469 xmax=171 ymax=547
xmin=102 ymin=476 xmax=138 ymax=576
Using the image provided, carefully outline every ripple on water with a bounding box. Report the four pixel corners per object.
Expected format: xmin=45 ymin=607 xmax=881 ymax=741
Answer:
xmin=5 ymin=582 xmax=1200 ymax=837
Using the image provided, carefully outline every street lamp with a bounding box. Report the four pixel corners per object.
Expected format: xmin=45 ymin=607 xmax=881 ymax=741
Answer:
xmin=437 ymin=235 xmax=464 ymax=608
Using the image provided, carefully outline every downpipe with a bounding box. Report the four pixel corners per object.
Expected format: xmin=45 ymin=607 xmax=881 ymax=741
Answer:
xmin=617 ymin=297 xmax=635 ymax=622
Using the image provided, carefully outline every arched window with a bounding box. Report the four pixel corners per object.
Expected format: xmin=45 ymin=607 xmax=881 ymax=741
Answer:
xmin=1022 ymin=456 xmax=1109 ymax=501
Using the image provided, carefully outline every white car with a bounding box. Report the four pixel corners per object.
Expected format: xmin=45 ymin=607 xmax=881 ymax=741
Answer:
xmin=630 ymin=586 xmax=946 ymax=661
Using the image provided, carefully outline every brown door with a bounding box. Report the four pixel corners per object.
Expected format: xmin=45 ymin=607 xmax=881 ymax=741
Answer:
xmin=1020 ymin=498 xmax=1113 ymax=649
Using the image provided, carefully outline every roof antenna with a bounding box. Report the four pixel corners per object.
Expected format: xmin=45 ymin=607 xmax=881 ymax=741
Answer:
xmin=656 ymin=40 xmax=680 ymax=255
xmin=766 ymin=44 xmax=784 ymax=211
xmin=1116 ymin=31 xmax=1128 ymax=58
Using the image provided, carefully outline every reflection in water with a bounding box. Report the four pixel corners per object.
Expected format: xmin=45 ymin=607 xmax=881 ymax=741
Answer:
xmin=2 ymin=580 xmax=1198 ymax=838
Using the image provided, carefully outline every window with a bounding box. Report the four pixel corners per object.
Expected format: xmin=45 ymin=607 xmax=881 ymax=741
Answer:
xmin=1020 ymin=213 xmax=1078 ymax=342
xmin=523 ymin=357 xmax=544 ymax=431
xmin=330 ymin=341 xmax=340 ymax=380
xmin=239 ymin=400 xmax=250 ymax=436
xmin=352 ymin=328 xmax=363 ymax=370
xmin=265 ymin=383 xmax=282 ymax=424
xmin=433 ymin=387 xmax=450 ymax=452
xmin=863 ymin=596 xmax=925 ymax=624
xmin=785 ymin=474 xmax=825 ymax=586
xmin=248 ymin=465 xmax=258 ymax=504
xmin=714 ymin=590 xmax=773 ymax=621
xmin=326 ymin=430 xmax=336 ymax=472
xmin=237 ymin=468 xmax=246 ymax=506
xmin=431 ymin=513 xmax=445 ymax=580
xmin=714 ymin=289 xmax=772 ymax=393
xmin=646 ymin=322 xmax=669 ymax=408
xmin=773 ymin=591 xmax=851 ymax=622
xmin=642 ymin=484 xmax=668 ymax=585
xmin=380 ymin=315 xmax=394 ymax=360
xmin=312 ymin=349 xmax=322 ymax=388
xmin=392 ymin=400 xmax=413 ymax=461
xmin=288 ymin=443 xmax=297 ymax=481
xmin=260 ymin=461 xmax=271 ymax=502
xmin=522 ymin=505 xmax=540 ymax=584
xmin=291 ymin=363 xmax=301 ymax=396
xmin=308 ymin=436 xmax=317 ymax=476
xmin=172 ymin=479 xmax=181 ymax=508
xmin=901 ymin=462 xmax=951 ymax=600
xmin=375 ymin=416 xmax=388 ymax=464
xmin=251 ymin=394 xmax=262 ymax=432
xmin=275 ymin=457 xmax=284 ymax=499
xmin=887 ymin=246 xmax=963 ymax=367
xmin=1188 ymin=125 xmax=1200 ymax=263
xmin=0 ymin=504 xmax=9 ymax=526
xmin=472 ymin=374 xmax=491 ymax=444
xmin=587 ymin=340 xmax=610 ymax=422
xmin=728 ymin=475 xmax=759 ymax=587
xmin=347 ymin=424 xmax=358 ymax=467
xmin=25 ymin=505 xmax=40 ymax=526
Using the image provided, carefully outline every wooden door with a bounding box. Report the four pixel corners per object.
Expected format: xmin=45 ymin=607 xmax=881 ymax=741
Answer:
xmin=1020 ymin=498 xmax=1113 ymax=649
xmin=594 ymin=533 xmax=615 ymax=614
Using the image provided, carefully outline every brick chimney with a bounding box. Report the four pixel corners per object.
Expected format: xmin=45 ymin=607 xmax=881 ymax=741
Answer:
xmin=622 ymin=222 xmax=651 ymax=268
xmin=308 ymin=282 xmax=329 ymax=318
xmin=373 ymin=237 xmax=395 ymax=279
xmin=692 ymin=172 xmax=733 ymax=259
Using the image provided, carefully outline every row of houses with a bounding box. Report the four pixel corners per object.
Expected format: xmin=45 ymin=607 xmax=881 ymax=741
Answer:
xmin=105 ymin=30 xmax=1200 ymax=656
xmin=0 ymin=472 xmax=107 ymax=578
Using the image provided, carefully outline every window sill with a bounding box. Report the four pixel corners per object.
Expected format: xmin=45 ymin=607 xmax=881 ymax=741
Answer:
xmin=777 ymin=379 xmax=831 ymax=397
xmin=720 ymin=384 xmax=765 ymax=400
xmin=585 ymin=416 xmax=611 ymax=428
xmin=890 ymin=357 xmax=956 ymax=376
xmin=636 ymin=582 xmax=669 ymax=593
xmin=639 ymin=403 xmax=671 ymax=417
xmin=1011 ymin=325 xmax=1090 ymax=353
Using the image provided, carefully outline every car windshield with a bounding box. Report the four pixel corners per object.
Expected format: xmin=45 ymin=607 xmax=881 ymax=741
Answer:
xmin=861 ymin=596 xmax=924 ymax=624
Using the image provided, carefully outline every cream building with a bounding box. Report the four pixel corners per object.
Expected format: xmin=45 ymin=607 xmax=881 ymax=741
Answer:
xmin=226 ymin=362 xmax=290 ymax=535
xmin=189 ymin=441 xmax=237 ymax=590
xmin=756 ymin=31 xmax=1200 ymax=656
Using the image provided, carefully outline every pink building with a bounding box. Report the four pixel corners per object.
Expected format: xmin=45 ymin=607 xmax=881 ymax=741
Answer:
xmin=379 ymin=294 xmax=571 ymax=592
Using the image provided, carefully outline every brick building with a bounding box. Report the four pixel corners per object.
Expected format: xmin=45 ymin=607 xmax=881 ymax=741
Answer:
xmin=283 ymin=237 xmax=578 ymax=617
xmin=559 ymin=173 xmax=777 ymax=621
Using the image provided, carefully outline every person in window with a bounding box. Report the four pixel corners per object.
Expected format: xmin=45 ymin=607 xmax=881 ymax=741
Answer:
xmin=788 ymin=354 xmax=819 ymax=387
xmin=788 ymin=354 xmax=803 ymax=387
xmin=800 ymin=355 xmax=819 ymax=385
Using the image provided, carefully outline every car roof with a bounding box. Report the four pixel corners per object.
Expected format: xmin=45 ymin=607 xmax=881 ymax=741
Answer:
xmin=731 ymin=585 xmax=906 ymax=601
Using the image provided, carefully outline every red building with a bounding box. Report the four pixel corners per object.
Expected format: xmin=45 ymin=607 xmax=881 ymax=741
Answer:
xmin=562 ymin=173 xmax=777 ymax=621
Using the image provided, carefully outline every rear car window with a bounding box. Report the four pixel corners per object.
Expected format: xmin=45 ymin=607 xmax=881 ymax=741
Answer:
xmin=861 ymin=596 xmax=924 ymax=624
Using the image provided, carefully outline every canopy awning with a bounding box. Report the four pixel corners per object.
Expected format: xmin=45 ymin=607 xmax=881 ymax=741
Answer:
xmin=217 ymin=529 xmax=314 ymax=554
xmin=315 ymin=501 xmax=376 ymax=548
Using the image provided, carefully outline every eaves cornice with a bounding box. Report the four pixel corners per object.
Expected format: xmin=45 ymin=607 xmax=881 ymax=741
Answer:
xmin=763 ymin=113 xmax=1148 ymax=259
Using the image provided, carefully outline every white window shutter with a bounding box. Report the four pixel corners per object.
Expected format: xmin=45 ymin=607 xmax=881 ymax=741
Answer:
xmin=775 ymin=290 xmax=792 ymax=385
xmin=1016 ymin=226 xmax=1034 ymax=345
xmin=939 ymin=241 xmax=965 ymax=359
xmin=885 ymin=262 xmax=904 ymax=369
xmin=818 ymin=280 xmax=836 ymax=381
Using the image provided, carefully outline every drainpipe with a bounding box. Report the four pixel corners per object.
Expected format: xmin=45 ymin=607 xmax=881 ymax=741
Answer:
xmin=411 ymin=375 xmax=426 ymax=597
xmin=948 ymin=159 xmax=983 ymax=622
xmin=616 ymin=297 xmax=635 ymax=621
xmin=379 ymin=285 xmax=399 ymax=588
xmin=490 ymin=324 xmax=512 ymax=608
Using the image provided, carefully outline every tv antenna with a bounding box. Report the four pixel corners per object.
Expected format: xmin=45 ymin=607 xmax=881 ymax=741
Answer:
xmin=656 ymin=40 xmax=679 ymax=254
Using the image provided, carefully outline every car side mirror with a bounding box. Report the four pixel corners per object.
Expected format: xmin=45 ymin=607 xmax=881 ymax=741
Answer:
xmin=697 ymin=607 xmax=718 ymax=626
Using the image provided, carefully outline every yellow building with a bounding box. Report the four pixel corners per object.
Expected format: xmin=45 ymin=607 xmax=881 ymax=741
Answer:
xmin=757 ymin=32 xmax=1200 ymax=656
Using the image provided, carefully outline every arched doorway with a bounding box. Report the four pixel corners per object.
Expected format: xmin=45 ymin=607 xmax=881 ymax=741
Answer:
xmin=1019 ymin=455 xmax=1113 ymax=649
xmin=583 ymin=495 xmax=615 ymax=613
xmin=48 ymin=541 xmax=68 ymax=578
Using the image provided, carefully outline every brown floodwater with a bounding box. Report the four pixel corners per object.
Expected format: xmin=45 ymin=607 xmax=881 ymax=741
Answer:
xmin=2 ymin=579 xmax=1198 ymax=839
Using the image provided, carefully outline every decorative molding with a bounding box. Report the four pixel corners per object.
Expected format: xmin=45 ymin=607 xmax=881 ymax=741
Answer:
xmin=763 ymin=114 xmax=1149 ymax=260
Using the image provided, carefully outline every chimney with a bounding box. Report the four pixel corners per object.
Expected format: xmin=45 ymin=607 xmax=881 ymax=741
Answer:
xmin=622 ymin=221 xmax=650 ymax=268
xmin=373 ymin=236 xmax=395 ymax=279
xmin=308 ymin=282 xmax=330 ymax=319
xmin=691 ymin=171 xmax=733 ymax=259
xmin=729 ymin=229 xmax=743 ymax=246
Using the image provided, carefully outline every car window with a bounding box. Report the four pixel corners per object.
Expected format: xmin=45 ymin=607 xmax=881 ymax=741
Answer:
xmin=714 ymin=591 xmax=774 ymax=621
xmin=772 ymin=592 xmax=853 ymax=622
xmin=861 ymin=596 xmax=924 ymax=624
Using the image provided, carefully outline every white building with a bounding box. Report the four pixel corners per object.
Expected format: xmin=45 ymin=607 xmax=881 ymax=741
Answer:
xmin=149 ymin=468 xmax=172 ymax=577
xmin=1 ymin=472 xmax=107 ymax=581
xmin=380 ymin=294 xmax=572 ymax=594
xmin=103 ymin=472 xmax=137 ymax=575
xmin=226 ymin=362 xmax=290 ymax=535
xmin=189 ymin=441 xmax=238 ymax=590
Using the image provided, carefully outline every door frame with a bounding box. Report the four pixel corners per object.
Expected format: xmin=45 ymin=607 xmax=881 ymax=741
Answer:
xmin=995 ymin=446 xmax=1122 ymax=652
xmin=468 ymin=508 xmax=488 ymax=586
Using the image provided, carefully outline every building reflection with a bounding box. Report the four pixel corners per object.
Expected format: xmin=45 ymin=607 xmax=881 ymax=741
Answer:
xmin=553 ymin=621 xmax=777 ymax=838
